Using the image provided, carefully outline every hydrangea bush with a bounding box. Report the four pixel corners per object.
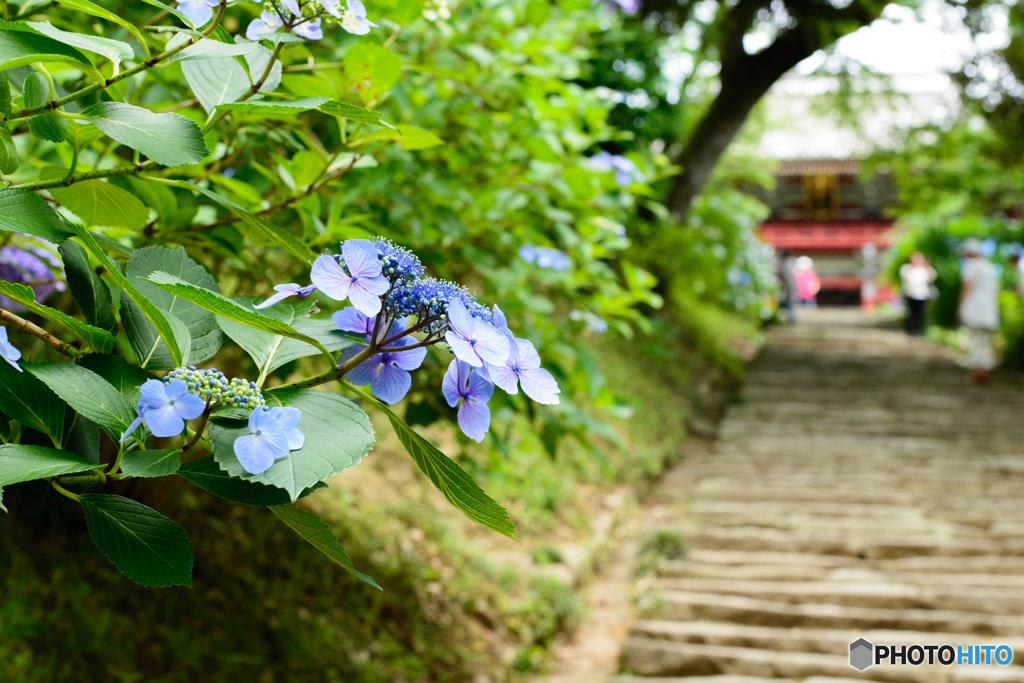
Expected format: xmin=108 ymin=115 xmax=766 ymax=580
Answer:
xmin=0 ymin=0 xmax=569 ymax=589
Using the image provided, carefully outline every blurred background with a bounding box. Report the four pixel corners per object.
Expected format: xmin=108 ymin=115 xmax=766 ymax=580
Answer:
xmin=2 ymin=0 xmax=1023 ymax=681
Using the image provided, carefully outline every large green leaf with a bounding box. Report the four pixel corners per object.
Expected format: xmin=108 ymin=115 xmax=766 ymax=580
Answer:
xmin=0 ymin=70 xmax=11 ymax=117
xmin=209 ymin=388 xmax=374 ymax=501
xmin=58 ymin=239 xmax=117 ymax=333
xmin=165 ymin=35 xmax=262 ymax=62
xmin=343 ymin=43 xmax=402 ymax=104
xmin=67 ymin=222 xmax=183 ymax=367
xmin=0 ymin=280 xmax=114 ymax=353
xmin=122 ymin=297 xmax=193 ymax=370
xmin=0 ymin=444 xmax=94 ymax=487
xmin=23 ymin=72 xmax=67 ymax=143
xmin=144 ymin=272 xmax=334 ymax=362
xmin=64 ymin=411 xmax=101 ymax=465
xmin=178 ymin=454 xmax=295 ymax=506
xmin=79 ymin=494 xmax=194 ymax=588
xmin=0 ymin=361 xmax=65 ymax=443
xmin=0 ymin=188 xmax=69 ymax=243
xmin=51 ymin=0 xmax=148 ymax=57
xmin=270 ymin=504 xmax=380 ymax=589
xmin=0 ymin=124 xmax=20 ymax=174
xmin=77 ymin=353 xmax=154 ymax=395
xmin=26 ymin=21 xmax=133 ymax=65
xmin=218 ymin=297 xmax=355 ymax=383
xmin=81 ymin=102 xmax=210 ymax=167
xmin=349 ymin=383 xmax=517 ymax=540
xmin=0 ymin=21 xmax=90 ymax=69
xmin=126 ymin=246 xmax=225 ymax=366
xmin=51 ymin=181 xmax=149 ymax=229
xmin=26 ymin=362 xmax=135 ymax=441
xmin=350 ymin=125 xmax=444 ymax=151
xmin=181 ymin=54 xmax=251 ymax=113
xmin=215 ymin=97 xmax=330 ymax=114
xmin=183 ymin=183 xmax=314 ymax=261
xmin=121 ymin=449 xmax=181 ymax=478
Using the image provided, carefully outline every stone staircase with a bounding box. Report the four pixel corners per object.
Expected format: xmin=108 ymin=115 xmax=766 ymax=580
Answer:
xmin=612 ymin=310 xmax=1024 ymax=683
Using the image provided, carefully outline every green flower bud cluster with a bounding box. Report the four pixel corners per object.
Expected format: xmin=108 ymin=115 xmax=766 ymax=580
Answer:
xmin=165 ymin=366 xmax=267 ymax=410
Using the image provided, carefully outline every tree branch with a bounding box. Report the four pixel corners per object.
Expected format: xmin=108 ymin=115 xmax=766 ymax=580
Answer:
xmin=0 ymin=307 xmax=81 ymax=357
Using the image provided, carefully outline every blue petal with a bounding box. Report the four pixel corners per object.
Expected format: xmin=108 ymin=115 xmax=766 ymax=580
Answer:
xmin=174 ymin=391 xmax=207 ymax=421
xmin=233 ymin=432 xmax=288 ymax=475
xmin=120 ymin=414 xmax=145 ymax=443
xmin=139 ymin=379 xmax=171 ymax=408
xmin=458 ymin=399 xmax=490 ymax=443
xmin=371 ymin=363 xmax=411 ymax=405
xmin=144 ymin=403 xmax=185 ymax=437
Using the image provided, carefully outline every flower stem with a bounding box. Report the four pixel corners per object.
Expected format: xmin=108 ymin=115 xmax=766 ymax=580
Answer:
xmin=51 ymin=480 xmax=81 ymax=502
xmin=0 ymin=307 xmax=82 ymax=357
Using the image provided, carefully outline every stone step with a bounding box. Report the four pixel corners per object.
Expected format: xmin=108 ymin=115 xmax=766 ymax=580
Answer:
xmin=693 ymin=514 xmax=984 ymax=539
xmin=619 ymin=637 xmax=1023 ymax=683
xmin=685 ymin=549 xmax=866 ymax=569
xmin=647 ymin=591 xmax=1024 ymax=636
xmin=650 ymin=578 xmax=1024 ymax=614
xmin=629 ymin=619 xmax=1024 ymax=659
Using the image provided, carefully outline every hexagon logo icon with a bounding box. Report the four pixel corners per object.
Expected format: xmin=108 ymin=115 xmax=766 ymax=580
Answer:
xmin=850 ymin=638 xmax=874 ymax=671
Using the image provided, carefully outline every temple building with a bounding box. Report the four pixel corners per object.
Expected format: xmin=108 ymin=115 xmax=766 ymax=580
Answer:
xmin=750 ymin=73 xmax=958 ymax=306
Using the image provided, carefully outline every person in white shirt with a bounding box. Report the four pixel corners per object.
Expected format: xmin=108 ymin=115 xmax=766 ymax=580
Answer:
xmin=958 ymin=238 xmax=1000 ymax=383
xmin=899 ymin=252 xmax=936 ymax=336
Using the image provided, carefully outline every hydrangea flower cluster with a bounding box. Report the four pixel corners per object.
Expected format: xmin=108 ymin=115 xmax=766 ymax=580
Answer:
xmin=518 ymin=244 xmax=570 ymax=271
xmin=254 ymin=237 xmax=561 ymax=442
xmin=590 ymin=151 xmax=642 ymax=187
xmin=0 ymin=237 xmax=65 ymax=311
xmin=121 ymin=366 xmax=300 ymax=475
xmin=0 ymin=327 xmax=22 ymax=372
xmin=175 ymin=0 xmax=378 ymax=39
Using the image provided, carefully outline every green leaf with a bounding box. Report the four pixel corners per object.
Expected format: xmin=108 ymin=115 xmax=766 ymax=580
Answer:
xmin=178 ymin=454 xmax=294 ymax=506
xmin=126 ymin=177 xmax=178 ymax=221
xmin=0 ymin=361 xmax=65 ymax=443
xmin=181 ymin=54 xmax=251 ymax=113
xmin=122 ymin=297 xmax=193 ymax=370
xmin=126 ymin=246 xmax=225 ymax=366
xmin=67 ymin=222 xmax=183 ymax=367
xmin=343 ymin=43 xmax=402 ymax=104
xmin=0 ymin=279 xmax=114 ymax=353
xmin=51 ymin=0 xmax=149 ymax=57
xmin=26 ymin=21 xmax=134 ymax=65
xmin=215 ymin=97 xmax=330 ymax=114
xmin=0 ymin=444 xmax=93 ymax=487
xmin=218 ymin=297 xmax=355 ymax=382
xmin=0 ymin=70 xmax=11 ymax=117
xmin=165 ymin=35 xmax=262 ymax=62
xmin=64 ymin=411 xmax=101 ymax=465
xmin=185 ymin=184 xmax=315 ymax=261
xmin=50 ymin=180 xmax=149 ymax=229
xmin=26 ymin=362 xmax=136 ymax=441
xmin=350 ymin=124 xmax=444 ymax=151
xmin=58 ymin=239 xmax=117 ymax=333
xmin=209 ymin=388 xmax=374 ymax=501
xmin=144 ymin=272 xmax=334 ymax=362
xmin=23 ymin=72 xmax=67 ymax=143
xmin=0 ymin=22 xmax=90 ymax=69
xmin=81 ymin=102 xmax=210 ymax=167
xmin=77 ymin=353 xmax=154 ymax=395
xmin=270 ymin=504 xmax=380 ymax=589
xmin=121 ymin=449 xmax=181 ymax=478
xmin=349 ymin=383 xmax=517 ymax=540
xmin=79 ymin=494 xmax=194 ymax=588
xmin=140 ymin=0 xmax=189 ymax=24
xmin=0 ymin=188 xmax=70 ymax=243
xmin=0 ymin=124 xmax=19 ymax=174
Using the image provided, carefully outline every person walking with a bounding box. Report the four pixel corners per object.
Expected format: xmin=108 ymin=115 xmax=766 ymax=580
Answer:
xmin=794 ymin=256 xmax=820 ymax=308
xmin=776 ymin=249 xmax=799 ymax=322
xmin=899 ymin=251 xmax=936 ymax=336
xmin=958 ymin=238 xmax=1000 ymax=383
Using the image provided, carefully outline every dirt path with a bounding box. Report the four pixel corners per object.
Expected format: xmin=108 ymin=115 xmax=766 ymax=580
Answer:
xmin=542 ymin=309 xmax=1024 ymax=683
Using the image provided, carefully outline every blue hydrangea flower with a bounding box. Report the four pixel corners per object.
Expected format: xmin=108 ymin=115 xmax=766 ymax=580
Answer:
xmin=177 ymin=0 xmax=220 ymax=27
xmin=233 ymin=406 xmax=304 ymax=475
xmin=444 ymin=298 xmax=509 ymax=368
xmin=486 ymin=334 xmax=560 ymax=404
xmin=590 ymin=151 xmax=641 ymax=186
xmin=246 ymin=8 xmax=284 ymax=40
xmin=282 ymin=0 xmax=301 ymax=14
xmin=442 ymin=359 xmax=494 ymax=443
xmin=294 ymin=17 xmax=323 ymax=40
xmin=121 ymin=379 xmax=206 ymax=442
xmin=339 ymin=0 xmax=378 ymax=35
xmin=518 ymin=244 xmax=569 ymax=271
xmin=1 ymin=239 xmax=64 ymax=311
xmin=387 ymin=277 xmax=491 ymax=330
xmin=310 ymin=239 xmax=390 ymax=317
xmin=0 ymin=327 xmax=22 ymax=373
xmin=340 ymin=320 xmax=426 ymax=404
xmin=372 ymin=237 xmax=425 ymax=284
xmin=332 ymin=307 xmax=375 ymax=336
xmin=253 ymin=283 xmax=317 ymax=310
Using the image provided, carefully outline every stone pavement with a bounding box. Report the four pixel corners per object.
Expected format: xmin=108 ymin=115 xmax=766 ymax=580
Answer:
xmin=556 ymin=309 xmax=1024 ymax=683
